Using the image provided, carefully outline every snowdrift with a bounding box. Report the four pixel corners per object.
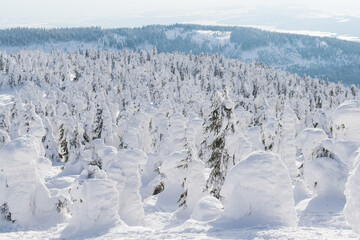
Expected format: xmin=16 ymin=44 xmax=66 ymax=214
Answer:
xmin=63 ymin=167 xmax=120 ymax=237
xmin=345 ymin=162 xmax=360 ymax=234
xmin=220 ymin=151 xmax=297 ymax=227
xmin=0 ymin=135 xmax=56 ymax=226
xmin=334 ymin=100 xmax=360 ymax=142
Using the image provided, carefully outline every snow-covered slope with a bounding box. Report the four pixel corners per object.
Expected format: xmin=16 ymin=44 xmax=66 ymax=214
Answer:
xmin=1 ymin=24 xmax=360 ymax=85
xmin=0 ymin=49 xmax=359 ymax=238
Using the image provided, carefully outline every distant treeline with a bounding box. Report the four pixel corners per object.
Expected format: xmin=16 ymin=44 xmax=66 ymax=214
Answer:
xmin=0 ymin=24 xmax=360 ymax=85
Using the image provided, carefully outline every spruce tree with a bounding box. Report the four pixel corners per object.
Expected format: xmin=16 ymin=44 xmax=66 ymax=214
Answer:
xmin=177 ymin=137 xmax=193 ymax=208
xmin=42 ymin=116 xmax=61 ymax=162
xmin=58 ymin=123 xmax=69 ymax=162
xmin=203 ymin=91 xmax=234 ymax=199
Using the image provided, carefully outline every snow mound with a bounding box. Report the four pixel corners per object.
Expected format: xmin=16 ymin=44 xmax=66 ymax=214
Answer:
xmin=107 ymin=149 xmax=145 ymax=226
xmin=344 ymin=162 xmax=360 ymax=235
xmin=333 ymin=100 xmax=360 ymax=142
xmin=296 ymin=128 xmax=328 ymax=161
xmin=293 ymin=179 xmax=312 ymax=205
xmin=223 ymin=99 xmax=235 ymax=110
xmin=191 ymin=196 xmax=223 ymax=222
xmin=333 ymin=140 xmax=360 ymax=169
xmin=220 ymin=151 xmax=297 ymax=227
xmin=0 ymin=135 xmax=55 ymax=226
xmin=62 ymin=166 xmax=120 ymax=237
xmin=175 ymin=158 xmax=206 ymax=219
xmin=156 ymin=152 xmax=185 ymax=212
xmin=303 ymin=157 xmax=348 ymax=198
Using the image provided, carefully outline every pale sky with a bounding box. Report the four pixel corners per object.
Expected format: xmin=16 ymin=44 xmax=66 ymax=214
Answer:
xmin=1 ymin=0 xmax=360 ymax=37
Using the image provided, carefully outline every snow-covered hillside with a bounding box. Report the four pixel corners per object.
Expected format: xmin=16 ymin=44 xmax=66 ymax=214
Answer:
xmin=1 ymin=25 xmax=360 ymax=85
xmin=0 ymin=49 xmax=360 ymax=239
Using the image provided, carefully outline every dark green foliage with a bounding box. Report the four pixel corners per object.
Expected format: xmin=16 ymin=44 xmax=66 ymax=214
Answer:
xmin=0 ymin=113 xmax=8 ymax=131
xmin=176 ymin=138 xmax=195 ymax=208
xmin=24 ymin=103 xmax=35 ymax=134
xmin=230 ymin=28 xmax=269 ymax=50
xmin=312 ymin=146 xmax=338 ymax=160
xmin=1 ymin=25 xmax=360 ymax=84
xmin=153 ymin=182 xmax=165 ymax=195
xmin=177 ymin=188 xmax=188 ymax=208
xmin=58 ymin=124 xmax=69 ymax=162
xmin=177 ymin=138 xmax=193 ymax=169
xmin=56 ymin=199 xmax=69 ymax=214
xmin=1 ymin=203 xmax=15 ymax=223
xmin=92 ymin=108 xmax=103 ymax=140
xmin=203 ymin=92 xmax=233 ymax=199
xmin=90 ymin=156 xmax=102 ymax=170
xmin=206 ymin=132 xmax=230 ymax=199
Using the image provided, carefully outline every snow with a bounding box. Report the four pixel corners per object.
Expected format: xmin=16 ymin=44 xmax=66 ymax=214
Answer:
xmin=0 ymin=135 xmax=56 ymax=226
xmin=296 ymin=128 xmax=328 ymax=161
xmin=62 ymin=172 xmax=120 ymax=237
xmin=333 ymin=140 xmax=360 ymax=169
xmin=344 ymin=162 xmax=360 ymax=235
xmin=191 ymin=30 xmax=231 ymax=47
xmin=107 ymin=150 xmax=145 ymax=226
xmin=219 ymin=151 xmax=297 ymax=227
xmin=293 ymin=179 xmax=312 ymax=205
xmin=0 ymin=92 xmax=13 ymax=110
xmin=165 ymin=28 xmax=185 ymax=40
xmin=303 ymin=157 xmax=348 ymax=200
xmin=334 ymin=100 xmax=360 ymax=142
xmin=279 ymin=104 xmax=299 ymax=178
xmin=155 ymin=152 xmax=185 ymax=212
xmin=0 ymin=49 xmax=359 ymax=239
xmin=191 ymin=196 xmax=223 ymax=222
xmin=176 ymin=158 xmax=206 ymax=219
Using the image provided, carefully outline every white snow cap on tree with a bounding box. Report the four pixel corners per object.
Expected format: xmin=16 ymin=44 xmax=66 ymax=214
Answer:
xmin=220 ymin=151 xmax=297 ymax=227
xmin=344 ymin=162 xmax=360 ymax=235
xmin=191 ymin=196 xmax=223 ymax=222
xmin=279 ymin=104 xmax=298 ymax=178
xmin=156 ymin=151 xmax=186 ymax=212
xmin=107 ymin=149 xmax=145 ymax=226
xmin=62 ymin=166 xmax=120 ymax=237
xmin=303 ymin=157 xmax=348 ymax=198
xmin=296 ymin=128 xmax=328 ymax=161
xmin=333 ymin=100 xmax=360 ymax=142
xmin=332 ymin=140 xmax=360 ymax=170
xmin=0 ymin=135 xmax=55 ymax=226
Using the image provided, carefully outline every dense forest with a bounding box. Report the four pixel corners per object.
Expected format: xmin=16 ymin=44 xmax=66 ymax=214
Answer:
xmin=0 ymin=24 xmax=360 ymax=85
xmin=1 ymin=49 xmax=360 ymax=237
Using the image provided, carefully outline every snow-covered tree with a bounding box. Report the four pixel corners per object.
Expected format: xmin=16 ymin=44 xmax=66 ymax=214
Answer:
xmin=42 ymin=116 xmax=60 ymax=162
xmin=203 ymin=91 xmax=235 ymax=199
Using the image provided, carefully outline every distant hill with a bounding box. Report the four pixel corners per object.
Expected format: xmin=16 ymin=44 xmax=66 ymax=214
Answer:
xmin=1 ymin=24 xmax=360 ymax=85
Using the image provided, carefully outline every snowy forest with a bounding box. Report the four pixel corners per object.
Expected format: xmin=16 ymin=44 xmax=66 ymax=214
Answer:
xmin=1 ymin=25 xmax=360 ymax=85
xmin=1 ymin=46 xmax=360 ymax=238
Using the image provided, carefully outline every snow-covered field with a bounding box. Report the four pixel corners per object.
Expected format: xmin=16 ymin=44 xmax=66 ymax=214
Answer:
xmin=0 ymin=50 xmax=360 ymax=239
xmin=0 ymin=183 xmax=358 ymax=240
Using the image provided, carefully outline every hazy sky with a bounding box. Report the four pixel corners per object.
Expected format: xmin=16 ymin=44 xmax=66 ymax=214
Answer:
xmin=1 ymin=0 xmax=360 ymax=38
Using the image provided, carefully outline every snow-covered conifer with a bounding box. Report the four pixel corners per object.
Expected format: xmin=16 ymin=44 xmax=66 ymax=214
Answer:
xmin=42 ymin=116 xmax=60 ymax=162
xmin=203 ymin=91 xmax=235 ymax=199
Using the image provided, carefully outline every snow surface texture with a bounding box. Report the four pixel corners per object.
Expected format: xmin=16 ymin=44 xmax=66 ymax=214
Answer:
xmin=0 ymin=50 xmax=359 ymax=239
xmin=220 ymin=151 xmax=297 ymax=227
xmin=0 ymin=135 xmax=56 ymax=226
xmin=62 ymin=168 xmax=120 ymax=237
xmin=191 ymin=196 xmax=223 ymax=222
xmin=296 ymin=128 xmax=328 ymax=161
xmin=345 ymin=162 xmax=360 ymax=234
xmin=334 ymin=100 xmax=360 ymax=142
